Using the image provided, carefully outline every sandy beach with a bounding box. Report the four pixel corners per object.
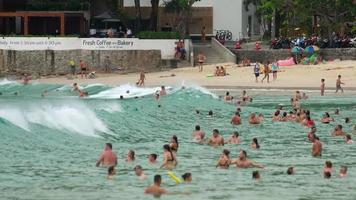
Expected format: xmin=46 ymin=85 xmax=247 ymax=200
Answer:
xmin=36 ymin=60 xmax=356 ymax=90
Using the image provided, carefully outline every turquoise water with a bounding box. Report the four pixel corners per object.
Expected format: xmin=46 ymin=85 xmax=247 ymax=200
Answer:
xmin=1 ymin=80 xmax=356 ymax=200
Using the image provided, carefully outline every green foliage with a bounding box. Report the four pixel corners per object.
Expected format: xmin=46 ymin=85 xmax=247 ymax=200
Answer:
xmin=137 ymin=31 xmax=180 ymax=39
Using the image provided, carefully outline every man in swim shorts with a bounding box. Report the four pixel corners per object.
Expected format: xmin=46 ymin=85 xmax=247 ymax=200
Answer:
xmin=253 ymin=63 xmax=260 ymax=83
xmin=332 ymin=125 xmax=346 ymax=136
xmin=335 ymin=75 xmax=344 ymax=93
xmin=231 ymin=112 xmax=242 ymax=125
xmin=96 ymin=143 xmax=118 ymax=167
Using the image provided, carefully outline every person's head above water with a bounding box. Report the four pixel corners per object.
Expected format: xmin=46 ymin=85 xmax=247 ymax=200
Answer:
xmin=213 ymin=129 xmax=220 ymax=137
xmin=335 ymin=124 xmax=343 ymax=131
xmin=239 ymin=150 xmax=247 ymax=160
xmin=154 ymin=174 xmax=162 ymax=185
xmin=324 ymin=171 xmax=331 ymax=179
xmin=182 ymin=172 xmax=192 ymax=183
xmin=222 ymin=149 xmax=230 ymax=157
xmin=128 ymin=150 xmax=135 ymax=160
xmin=233 ymin=131 xmax=239 ymax=137
xmin=226 ymin=91 xmax=230 ymax=96
xmin=134 ymin=165 xmax=144 ymax=176
xmin=340 ymin=166 xmax=347 ymax=176
xmin=149 ymin=154 xmax=158 ymax=163
xmin=105 ymin=143 xmax=112 ymax=150
xmin=325 ymin=160 xmax=332 ymax=168
xmin=345 ymin=117 xmax=350 ymax=123
xmin=252 ymin=171 xmax=260 ymax=179
xmin=287 ymin=167 xmax=295 ymax=175
xmin=208 ymin=110 xmax=213 ymax=116
xmin=252 ymin=138 xmax=260 ymax=149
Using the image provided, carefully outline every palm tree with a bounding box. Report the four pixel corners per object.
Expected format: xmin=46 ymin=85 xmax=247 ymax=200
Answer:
xmin=150 ymin=0 xmax=159 ymax=31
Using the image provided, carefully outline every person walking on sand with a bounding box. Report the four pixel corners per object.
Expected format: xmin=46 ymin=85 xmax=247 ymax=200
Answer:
xmin=335 ymin=75 xmax=344 ymax=93
xmin=197 ymin=52 xmax=206 ymax=72
xmin=79 ymin=60 xmax=88 ymax=79
xmin=137 ymin=70 xmax=146 ymax=87
xmin=261 ymin=62 xmax=270 ymax=83
xmin=253 ymin=62 xmax=260 ymax=83
xmin=271 ymin=60 xmax=279 ymax=81
xmin=321 ymin=79 xmax=325 ymax=96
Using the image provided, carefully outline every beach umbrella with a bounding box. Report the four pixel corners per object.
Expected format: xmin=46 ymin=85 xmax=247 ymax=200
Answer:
xmin=304 ymin=46 xmax=314 ymax=54
xmin=291 ymin=46 xmax=303 ymax=54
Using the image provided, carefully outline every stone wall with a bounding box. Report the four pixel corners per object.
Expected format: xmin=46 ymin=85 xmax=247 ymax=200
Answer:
xmin=230 ymin=48 xmax=356 ymax=63
xmin=0 ymin=49 xmax=162 ymax=76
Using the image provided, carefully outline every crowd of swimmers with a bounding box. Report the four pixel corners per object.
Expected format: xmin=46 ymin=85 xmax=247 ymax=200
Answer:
xmin=93 ymin=89 xmax=353 ymax=197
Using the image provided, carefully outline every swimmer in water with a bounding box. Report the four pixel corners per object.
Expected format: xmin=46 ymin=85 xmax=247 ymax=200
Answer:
xmin=287 ymin=167 xmax=295 ymax=175
xmin=193 ymin=125 xmax=205 ymax=141
xmin=311 ymin=136 xmax=322 ymax=157
xmin=170 ymin=135 xmax=179 ymax=153
xmin=321 ymin=112 xmax=333 ymax=124
xmin=345 ymin=117 xmax=351 ymax=123
xmin=134 ymin=165 xmax=147 ymax=180
xmin=107 ymin=166 xmax=116 ymax=180
xmin=280 ymin=112 xmax=288 ymax=122
xmin=208 ymin=129 xmax=224 ymax=146
xmin=335 ymin=108 xmax=340 ymax=115
xmin=73 ymin=83 xmax=80 ymax=92
xmin=160 ymin=144 xmax=177 ymax=170
xmin=148 ymin=154 xmax=158 ymax=164
xmin=251 ymin=138 xmax=260 ymax=149
xmin=252 ymin=171 xmax=261 ymax=180
xmin=231 ymin=150 xmax=264 ymax=169
xmin=224 ymin=91 xmax=233 ymax=102
xmin=225 ymin=131 xmax=241 ymax=144
xmin=324 ymin=160 xmax=333 ymax=174
xmin=216 ymin=149 xmax=231 ymax=169
xmin=182 ymin=173 xmax=192 ymax=183
xmin=231 ymin=112 xmax=242 ymax=125
xmin=155 ymin=91 xmax=160 ymax=101
xmin=96 ymin=143 xmax=118 ymax=167
xmin=324 ymin=171 xmax=331 ymax=179
xmin=272 ymin=110 xmax=281 ymax=121
xmin=258 ymin=113 xmax=264 ymax=122
xmin=145 ymin=175 xmax=167 ymax=196
xmin=208 ymin=110 xmax=213 ymax=117
xmin=339 ymin=166 xmax=347 ymax=178
xmin=308 ymin=127 xmax=317 ymax=142
xmin=249 ymin=113 xmax=260 ymax=124
xmin=126 ymin=150 xmax=135 ymax=162
xmin=332 ymin=125 xmax=346 ymax=137
xmin=159 ymin=86 xmax=167 ymax=96
xmin=345 ymin=134 xmax=353 ymax=144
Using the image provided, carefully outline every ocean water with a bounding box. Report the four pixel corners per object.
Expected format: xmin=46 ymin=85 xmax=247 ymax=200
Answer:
xmin=1 ymin=80 xmax=356 ymax=200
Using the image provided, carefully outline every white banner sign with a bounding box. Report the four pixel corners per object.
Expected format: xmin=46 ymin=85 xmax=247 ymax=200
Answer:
xmin=0 ymin=37 xmax=188 ymax=59
xmin=0 ymin=37 xmax=79 ymax=50
xmin=81 ymin=38 xmax=139 ymax=50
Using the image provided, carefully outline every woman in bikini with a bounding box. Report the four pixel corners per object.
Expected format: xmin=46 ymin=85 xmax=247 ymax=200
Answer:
xmin=160 ymin=144 xmax=177 ymax=170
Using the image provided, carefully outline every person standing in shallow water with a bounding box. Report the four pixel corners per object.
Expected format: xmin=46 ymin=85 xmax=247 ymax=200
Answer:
xmin=311 ymin=136 xmax=322 ymax=157
xmin=231 ymin=150 xmax=264 ymax=168
xmin=335 ymin=75 xmax=344 ymax=93
xmin=96 ymin=143 xmax=118 ymax=167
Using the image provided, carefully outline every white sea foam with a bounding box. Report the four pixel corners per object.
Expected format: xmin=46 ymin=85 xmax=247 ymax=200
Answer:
xmin=0 ymin=79 xmax=19 ymax=86
xmin=0 ymin=102 xmax=108 ymax=137
xmin=94 ymin=102 xmax=123 ymax=113
xmin=89 ymin=84 xmax=170 ymax=99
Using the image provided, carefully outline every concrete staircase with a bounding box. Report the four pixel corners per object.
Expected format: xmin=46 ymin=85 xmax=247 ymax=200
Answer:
xmin=193 ymin=42 xmax=229 ymax=65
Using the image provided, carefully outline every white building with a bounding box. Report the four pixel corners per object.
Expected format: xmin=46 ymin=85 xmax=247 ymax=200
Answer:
xmin=123 ymin=0 xmax=259 ymax=40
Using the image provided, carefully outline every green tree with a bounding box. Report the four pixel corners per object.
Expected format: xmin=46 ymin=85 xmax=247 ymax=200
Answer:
xmin=150 ymin=0 xmax=160 ymax=31
xmin=164 ymin=0 xmax=201 ymax=39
